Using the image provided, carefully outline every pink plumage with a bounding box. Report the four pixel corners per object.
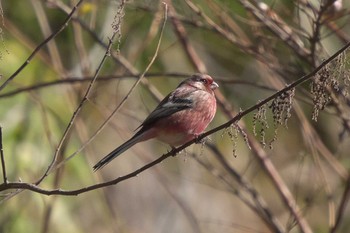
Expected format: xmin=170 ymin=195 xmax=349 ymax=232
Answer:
xmin=93 ymin=74 xmax=218 ymax=171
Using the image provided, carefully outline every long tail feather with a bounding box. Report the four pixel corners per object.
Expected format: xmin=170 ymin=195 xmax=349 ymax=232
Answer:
xmin=93 ymin=134 xmax=142 ymax=171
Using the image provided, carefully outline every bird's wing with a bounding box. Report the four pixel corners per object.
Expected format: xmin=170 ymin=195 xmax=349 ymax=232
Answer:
xmin=135 ymin=92 xmax=194 ymax=132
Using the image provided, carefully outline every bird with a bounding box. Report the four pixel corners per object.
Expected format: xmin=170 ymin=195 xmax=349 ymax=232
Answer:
xmin=93 ymin=73 xmax=218 ymax=171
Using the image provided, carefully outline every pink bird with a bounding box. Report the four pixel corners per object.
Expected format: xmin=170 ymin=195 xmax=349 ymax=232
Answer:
xmin=93 ymin=74 xmax=218 ymax=171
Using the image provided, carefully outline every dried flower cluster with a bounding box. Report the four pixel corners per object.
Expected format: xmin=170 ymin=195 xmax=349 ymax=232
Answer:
xmin=310 ymin=52 xmax=350 ymax=121
xmin=269 ymin=88 xmax=295 ymax=147
xmin=112 ymin=0 xmax=126 ymax=53
xmin=228 ymin=123 xmax=251 ymax=157
xmin=310 ymin=64 xmax=338 ymax=121
xmin=227 ymin=124 xmax=239 ymax=157
xmin=252 ymin=88 xmax=295 ymax=148
xmin=253 ymin=105 xmax=269 ymax=147
xmin=269 ymin=88 xmax=295 ymax=128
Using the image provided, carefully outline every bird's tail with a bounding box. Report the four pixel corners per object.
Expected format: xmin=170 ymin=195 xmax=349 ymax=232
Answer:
xmin=93 ymin=134 xmax=142 ymax=171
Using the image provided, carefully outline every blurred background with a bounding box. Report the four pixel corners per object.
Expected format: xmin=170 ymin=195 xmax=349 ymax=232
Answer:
xmin=1 ymin=0 xmax=350 ymax=232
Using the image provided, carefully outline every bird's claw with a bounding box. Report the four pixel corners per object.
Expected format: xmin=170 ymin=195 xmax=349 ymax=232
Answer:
xmin=194 ymin=134 xmax=210 ymax=144
xmin=168 ymin=146 xmax=177 ymax=156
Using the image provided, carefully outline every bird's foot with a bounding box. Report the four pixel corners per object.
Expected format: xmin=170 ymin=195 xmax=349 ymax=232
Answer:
xmin=168 ymin=146 xmax=177 ymax=157
xmin=194 ymin=134 xmax=210 ymax=144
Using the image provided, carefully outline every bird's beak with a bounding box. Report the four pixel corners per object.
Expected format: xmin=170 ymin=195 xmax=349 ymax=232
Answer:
xmin=211 ymin=81 xmax=219 ymax=90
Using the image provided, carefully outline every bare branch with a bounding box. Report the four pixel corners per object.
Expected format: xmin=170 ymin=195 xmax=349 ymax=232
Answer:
xmin=0 ymin=0 xmax=84 ymax=92
xmin=331 ymin=175 xmax=350 ymax=233
xmin=0 ymin=127 xmax=7 ymax=184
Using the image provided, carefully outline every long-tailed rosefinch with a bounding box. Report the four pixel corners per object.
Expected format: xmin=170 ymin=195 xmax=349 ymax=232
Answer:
xmin=93 ymin=74 xmax=218 ymax=171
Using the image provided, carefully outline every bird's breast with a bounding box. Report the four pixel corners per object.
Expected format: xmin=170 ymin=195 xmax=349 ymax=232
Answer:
xmin=153 ymin=92 xmax=216 ymax=146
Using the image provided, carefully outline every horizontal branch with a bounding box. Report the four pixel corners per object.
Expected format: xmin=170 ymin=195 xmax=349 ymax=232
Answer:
xmin=0 ymin=152 xmax=171 ymax=195
xmin=0 ymin=73 xmax=276 ymax=99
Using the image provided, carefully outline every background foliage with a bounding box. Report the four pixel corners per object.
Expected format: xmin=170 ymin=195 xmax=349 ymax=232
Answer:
xmin=1 ymin=0 xmax=350 ymax=233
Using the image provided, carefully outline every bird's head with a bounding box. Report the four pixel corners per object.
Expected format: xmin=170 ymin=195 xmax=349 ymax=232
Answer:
xmin=182 ymin=74 xmax=219 ymax=94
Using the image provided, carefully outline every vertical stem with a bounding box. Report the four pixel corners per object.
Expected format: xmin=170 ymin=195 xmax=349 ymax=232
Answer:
xmin=0 ymin=127 xmax=7 ymax=184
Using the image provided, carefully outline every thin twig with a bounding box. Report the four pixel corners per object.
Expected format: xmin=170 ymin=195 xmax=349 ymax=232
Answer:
xmin=0 ymin=127 xmax=7 ymax=184
xmin=36 ymin=0 xmax=127 ymax=184
xmin=0 ymin=74 xmax=278 ymax=99
xmin=167 ymin=0 xmax=207 ymax=73
xmin=55 ymin=2 xmax=168 ymax=171
xmin=0 ymin=0 xmax=84 ymax=92
xmin=309 ymin=0 xmax=337 ymax=66
xmin=30 ymin=0 xmax=65 ymax=74
xmin=330 ymin=175 xmax=350 ymax=233
xmin=239 ymin=0 xmax=310 ymax=62
xmin=206 ymin=143 xmax=285 ymax=233
xmin=36 ymin=36 xmax=116 ymax=182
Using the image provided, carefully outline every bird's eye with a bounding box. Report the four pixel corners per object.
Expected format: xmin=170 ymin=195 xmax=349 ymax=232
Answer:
xmin=199 ymin=78 xmax=208 ymax=84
